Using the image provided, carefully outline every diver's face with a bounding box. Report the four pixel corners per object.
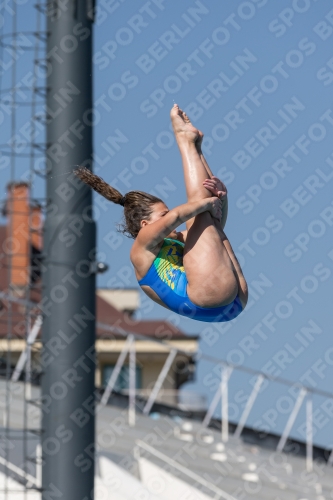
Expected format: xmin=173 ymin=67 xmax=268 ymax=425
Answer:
xmin=141 ymin=202 xmax=178 ymax=239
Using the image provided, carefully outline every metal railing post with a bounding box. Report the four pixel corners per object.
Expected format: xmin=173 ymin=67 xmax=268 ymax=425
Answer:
xmin=128 ymin=337 xmax=136 ymax=427
xmin=277 ymin=387 xmax=307 ymax=452
xmin=11 ymin=315 xmax=43 ymax=382
xmin=202 ymin=377 xmax=222 ymax=428
xmin=306 ymin=394 xmax=313 ymax=472
xmin=100 ymin=335 xmax=134 ymax=406
xmin=234 ymin=374 xmax=264 ymax=439
xmin=143 ymin=349 xmax=177 ymax=415
xmin=25 ymin=332 xmax=32 ymax=401
xmin=328 ymin=448 xmax=333 ymax=466
xmin=36 ymin=443 xmax=42 ymax=488
xmin=221 ymin=366 xmax=233 ymax=442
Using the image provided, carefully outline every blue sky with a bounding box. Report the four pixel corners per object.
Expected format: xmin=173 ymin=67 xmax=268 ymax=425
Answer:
xmin=2 ymin=0 xmax=333 ymax=448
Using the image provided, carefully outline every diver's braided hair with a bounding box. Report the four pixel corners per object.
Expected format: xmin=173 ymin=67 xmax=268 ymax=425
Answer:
xmin=74 ymin=167 xmax=162 ymax=238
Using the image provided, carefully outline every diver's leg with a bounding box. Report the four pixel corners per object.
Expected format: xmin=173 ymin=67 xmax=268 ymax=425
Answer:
xmin=198 ymin=146 xmax=246 ymax=307
xmin=196 ymin=141 xmax=214 ymax=177
xmin=182 ymin=110 xmax=230 ymax=231
xmin=218 ymin=229 xmax=248 ymax=310
xmin=170 ymin=104 xmax=238 ymax=308
xmin=170 ymin=105 xmax=212 ymax=204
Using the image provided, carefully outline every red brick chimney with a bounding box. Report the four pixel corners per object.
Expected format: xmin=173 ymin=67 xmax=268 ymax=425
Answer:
xmin=6 ymin=183 xmax=30 ymax=294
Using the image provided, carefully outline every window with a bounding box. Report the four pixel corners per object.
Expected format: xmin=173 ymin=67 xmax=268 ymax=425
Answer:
xmin=102 ymin=364 xmax=142 ymax=391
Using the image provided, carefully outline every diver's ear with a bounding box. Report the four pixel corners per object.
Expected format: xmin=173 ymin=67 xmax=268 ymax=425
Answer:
xmin=140 ymin=220 xmax=149 ymax=228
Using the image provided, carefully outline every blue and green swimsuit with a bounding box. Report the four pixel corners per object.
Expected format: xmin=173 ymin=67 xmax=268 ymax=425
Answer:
xmin=138 ymin=238 xmax=243 ymax=323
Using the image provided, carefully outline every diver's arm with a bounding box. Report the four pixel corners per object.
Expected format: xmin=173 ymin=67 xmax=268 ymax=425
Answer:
xmin=137 ymin=198 xmax=221 ymax=250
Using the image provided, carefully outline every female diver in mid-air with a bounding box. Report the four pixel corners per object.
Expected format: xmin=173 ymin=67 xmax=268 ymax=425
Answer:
xmin=75 ymin=104 xmax=248 ymax=322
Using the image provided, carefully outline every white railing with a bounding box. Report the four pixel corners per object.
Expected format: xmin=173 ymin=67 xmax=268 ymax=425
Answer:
xmin=2 ymin=290 xmax=333 ymax=472
xmin=96 ymin=319 xmax=330 ymax=472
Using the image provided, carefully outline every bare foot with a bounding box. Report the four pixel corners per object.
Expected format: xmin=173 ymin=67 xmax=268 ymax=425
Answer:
xmin=170 ymin=104 xmax=199 ymax=143
xmin=180 ymin=108 xmax=204 ymax=149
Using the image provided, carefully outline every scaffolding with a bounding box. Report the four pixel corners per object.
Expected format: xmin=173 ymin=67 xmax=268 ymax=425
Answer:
xmin=0 ymin=1 xmax=47 ymax=498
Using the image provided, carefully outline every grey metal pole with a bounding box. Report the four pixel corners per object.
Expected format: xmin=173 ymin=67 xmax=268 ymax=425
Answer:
xmin=41 ymin=2 xmax=96 ymax=499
